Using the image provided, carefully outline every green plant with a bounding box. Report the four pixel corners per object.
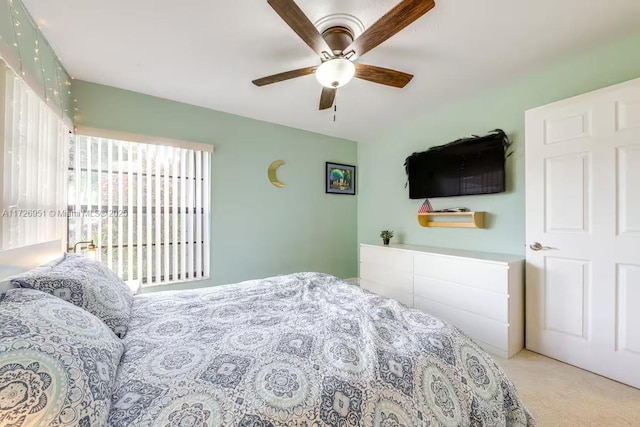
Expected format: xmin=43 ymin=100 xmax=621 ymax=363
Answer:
xmin=379 ymin=230 xmax=394 ymax=239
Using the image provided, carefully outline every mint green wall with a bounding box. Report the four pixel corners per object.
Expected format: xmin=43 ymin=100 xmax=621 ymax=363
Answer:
xmin=0 ymin=0 xmax=72 ymax=112
xmin=72 ymin=81 xmax=357 ymax=290
xmin=358 ymin=32 xmax=640 ymax=256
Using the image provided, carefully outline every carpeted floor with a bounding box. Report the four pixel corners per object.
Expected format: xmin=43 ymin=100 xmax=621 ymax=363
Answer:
xmin=495 ymin=350 xmax=640 ymax=426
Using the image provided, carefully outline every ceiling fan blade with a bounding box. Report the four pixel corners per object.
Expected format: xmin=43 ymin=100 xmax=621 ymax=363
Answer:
xmin=344 ymin=0 xmax=435 ymax=61
xmin=354 ymin=63 xmax=413 ymax=88
xmin=319 ymin=87 xmax=336 ymax=110
xmin=252 ymin=66 xmax=318 ymax=86
xmin=267 ymin=0 xmax=334 ymax=57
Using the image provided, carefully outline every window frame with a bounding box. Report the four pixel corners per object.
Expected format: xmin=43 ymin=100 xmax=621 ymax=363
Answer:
xmin=70 ymin=128 xmax=213 ymax=287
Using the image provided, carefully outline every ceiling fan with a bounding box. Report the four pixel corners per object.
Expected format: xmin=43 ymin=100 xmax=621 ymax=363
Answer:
xmin=252 ymin=0 xmax=436 ymax=110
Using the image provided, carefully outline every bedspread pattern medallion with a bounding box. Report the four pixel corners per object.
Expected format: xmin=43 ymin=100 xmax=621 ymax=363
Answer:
xmin=109 ymin=272 xmax=534 ymax=426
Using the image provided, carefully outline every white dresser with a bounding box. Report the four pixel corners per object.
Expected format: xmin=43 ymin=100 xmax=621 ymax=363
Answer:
xmin=359 ymin=243 xmax=524 ymax=358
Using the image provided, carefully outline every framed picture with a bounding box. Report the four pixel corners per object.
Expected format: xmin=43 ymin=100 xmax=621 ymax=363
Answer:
xmin=326 ymin=162 xmax=356 ymax=195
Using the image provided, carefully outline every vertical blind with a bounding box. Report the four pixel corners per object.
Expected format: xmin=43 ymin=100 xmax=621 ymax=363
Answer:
xmin=69 ymin=135 xmax=211 ymax=286
xmin=1 ymin=64 xmax=69 ymax=249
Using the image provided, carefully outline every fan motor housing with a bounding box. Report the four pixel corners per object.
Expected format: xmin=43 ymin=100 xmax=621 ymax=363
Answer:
xmin=322 ymin=26 xmax=354 ymax=54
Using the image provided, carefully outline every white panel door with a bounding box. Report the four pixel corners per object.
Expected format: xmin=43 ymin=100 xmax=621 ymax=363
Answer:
xmin=526 ymin=77 xmax=640 ymax=388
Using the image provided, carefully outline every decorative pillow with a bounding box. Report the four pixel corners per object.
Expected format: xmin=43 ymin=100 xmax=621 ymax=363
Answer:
xmin=0 ymin=255 xmax=64 ymax=295
xmin=0 ymin=288 xmax=124 ymax=426
xmin=10 ymin=253 xmax=134 ymax=337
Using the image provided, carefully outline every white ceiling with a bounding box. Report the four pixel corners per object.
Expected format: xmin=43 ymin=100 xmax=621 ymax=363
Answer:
xmin=23 ymin=0 xmax=640 ymax=141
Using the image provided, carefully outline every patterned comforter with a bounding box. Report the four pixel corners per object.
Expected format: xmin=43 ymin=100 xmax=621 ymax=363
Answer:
xmin=108 ymin=272 xmax=534 ymax=426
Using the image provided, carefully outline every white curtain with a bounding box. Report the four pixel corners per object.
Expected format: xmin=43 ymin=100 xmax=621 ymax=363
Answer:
xmin=1 ymin=63 xmax=69 ymax=250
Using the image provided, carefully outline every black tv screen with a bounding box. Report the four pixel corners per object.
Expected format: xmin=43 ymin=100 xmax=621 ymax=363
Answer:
xmin=405 ymin=130 xmax=508 ymax=199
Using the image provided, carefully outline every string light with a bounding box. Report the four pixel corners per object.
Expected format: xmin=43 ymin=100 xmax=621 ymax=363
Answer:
xmin=53 ymin=57 xmax=63 ymax=113
xmin=7 ymin=0 xmax=23 ymax=77
xmin=6 ymin=0 xmax=72 ymax=118
xmin=35 ymin=31 xmax=47 ymax=101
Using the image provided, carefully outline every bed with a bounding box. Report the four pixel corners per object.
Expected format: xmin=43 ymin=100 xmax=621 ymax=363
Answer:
xmin=0 ymin=252 xmax=535 ymax=426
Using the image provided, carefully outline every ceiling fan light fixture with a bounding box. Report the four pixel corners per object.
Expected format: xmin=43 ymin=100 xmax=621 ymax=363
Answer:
xmin=315 ymin=58 xmax=355 ymax=88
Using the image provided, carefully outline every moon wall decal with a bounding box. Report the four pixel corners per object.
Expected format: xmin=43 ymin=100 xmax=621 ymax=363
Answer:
xmin=268 ymin=160 xmax=285 ymax=188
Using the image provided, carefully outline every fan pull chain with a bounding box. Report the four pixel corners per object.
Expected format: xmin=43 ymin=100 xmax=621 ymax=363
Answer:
xmin=333 ymin=105 xmax=337 ymax=122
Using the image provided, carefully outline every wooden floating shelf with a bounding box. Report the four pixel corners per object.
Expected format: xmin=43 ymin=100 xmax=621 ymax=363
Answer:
xmin=417 ymin=211 xmax=485 ymax=229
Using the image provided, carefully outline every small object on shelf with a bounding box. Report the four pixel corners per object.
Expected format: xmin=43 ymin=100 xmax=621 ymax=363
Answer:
xmin=433 ymin=207 xmax=469 ymax=212
xmin=417 ymin=211 xmax=485 ymax=228
xmin=418 ymin=199 xmax=433 ymax=213
xmin=380 ymin=230 xmax=394 ymax=245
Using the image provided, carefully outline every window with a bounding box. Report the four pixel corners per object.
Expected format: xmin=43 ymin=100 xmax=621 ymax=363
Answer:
xmin=1 ymin=62 xmax=69 ymax=250
xmin=68 ymin=133 xmax=212 ymax=287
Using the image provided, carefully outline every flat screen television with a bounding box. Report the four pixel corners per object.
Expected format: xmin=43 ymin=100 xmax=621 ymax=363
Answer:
xmin=405 ymin=129 xmax=509 ymax=199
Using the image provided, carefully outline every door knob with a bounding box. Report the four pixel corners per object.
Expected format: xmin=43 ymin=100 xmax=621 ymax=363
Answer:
xmin=529 ymin=242 xmax=552 ymax=251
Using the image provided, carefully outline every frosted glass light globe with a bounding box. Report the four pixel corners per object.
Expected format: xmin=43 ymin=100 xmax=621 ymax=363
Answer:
xmin=315 ymin=58 xmax=356 ymax=88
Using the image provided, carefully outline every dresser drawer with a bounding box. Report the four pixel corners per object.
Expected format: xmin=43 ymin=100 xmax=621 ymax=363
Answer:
xmin=413 ymin=253 xmax=509 ymax=294
xmin=360 ymin=245 xmax=413 ymax=272
xmin=414 ymin=296 xmax=509 ymax=353
xmin=360 ymin=279 xmax=413 ymax=306
xmin=358 ymin=243 xmax=523 ymax=358
xmin=359 ymin=262 xmax=413 ymax=295
xmin=414 ymin=275 xmax=509 ymax=322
